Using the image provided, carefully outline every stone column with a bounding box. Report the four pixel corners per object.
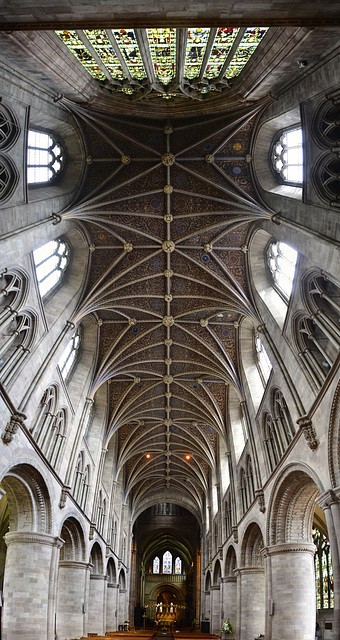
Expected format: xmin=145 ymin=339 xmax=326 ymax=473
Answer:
xmin=88 ymin=573 xmax=107 ymax=635
xmin=56 ymin=560 xmax=90 ymax=640
xmin=262 ymin=543 xmax=316 ymax=640
xmin=210 ymin=584 xmax=221 ymax=633
xmin=106 ymin=583 xmax=119 ymax=632
xmin=221 ymin=576 xmax=237 ymax=636
xmin=236 ymin=567 xmax=265 ymax=640
xmin=2 ymin=532 xmax=63 ymax=640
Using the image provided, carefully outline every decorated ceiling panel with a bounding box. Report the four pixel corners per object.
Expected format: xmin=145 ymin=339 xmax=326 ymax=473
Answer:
xmin=56 ymin=27 xmax=268 ymax=102
xmin=61 ymin=98 xmax=272 ymax=515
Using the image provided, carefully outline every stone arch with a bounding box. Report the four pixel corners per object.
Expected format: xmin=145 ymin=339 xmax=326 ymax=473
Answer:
xmin=224 ymin=545 xmax=237 ymax=577
xmin=204 ymin=570 xmax=211 ymax=592
xmin=213 ymin=558 xmax=221 ymax=585
xmin=90 ymin=540 xmax=104 ymax=574
xmin=267 ymin=463 xmax=322 ymax=546
xmin=119 ymin=567 xmax=126 ymax=590
xmin=59 ymin=515 xmax=86 ymax=561
xmin=329 ymin=379 xmax=340 ymax=488
xmin=1 ymin=462 xmax=52 ymax=534
xmin=240 ymin=522 xmax=264 ymax=567
xmin=106 ymin=556 xmax=117 ymax=584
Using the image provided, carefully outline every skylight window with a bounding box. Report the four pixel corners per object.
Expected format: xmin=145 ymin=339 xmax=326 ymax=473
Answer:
xmin=27 ymin=130 xmax=64 ymax=184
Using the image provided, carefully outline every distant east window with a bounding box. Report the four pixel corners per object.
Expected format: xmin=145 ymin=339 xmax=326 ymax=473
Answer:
xmin=27 ymin=130 xmax=65 ymax=184
xmin=267 ymin=240 xmax=298 ymax=300
xmin=272 ymin=127 xmax=303 ymax=184
xmin=33 ymin=238 xmax=70 ymax=298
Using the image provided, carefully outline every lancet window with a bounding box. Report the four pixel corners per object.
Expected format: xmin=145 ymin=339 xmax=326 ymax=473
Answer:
xmin=58 ymin=326 xmax=82 ymax=381
xmin=152 ymin=551 xmax=182 ymax=574
xmin=153 ymin=556 xmax=160 ymax=573
xmin=271 ymin=127 xmax=303 ymax=185
xmin=267 ymin=240 xmax=298 ymax=300
xmin=225 ymin=497 xmax=232 ymax=539
xmin=0 ymin=310 xmax=34 ymax=386
xmin=313 ymin=528 xmax=334 ymax=610
xmin=163 ymin=550 xmax=172 ymax=574
xmin=33 ymin=238 xmax=70 ymax=298
xmin=27 ymin=130 xmax=65 ymax=184
xmin=254 ymin=332 xmax=272 ymax=385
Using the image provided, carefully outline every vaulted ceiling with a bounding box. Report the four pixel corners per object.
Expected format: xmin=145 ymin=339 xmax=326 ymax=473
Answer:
xmin=60 ymin=99 xmax=272 ymax=516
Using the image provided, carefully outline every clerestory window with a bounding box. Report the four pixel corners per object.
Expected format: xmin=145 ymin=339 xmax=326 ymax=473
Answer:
xmin=267 ymin=240 xmax=298 ymax=301
xmin=255 ymin=332 xmax=272 ymax=385
xmin=27 ymin=130 xmax=65 ymax=185
xmin=33 ymin=238 xmax=70 ymax=298
xmin=58 ymin=326 xmax=82 ymax=381
xmin=272 ymin=127 xmax=303 ymax=185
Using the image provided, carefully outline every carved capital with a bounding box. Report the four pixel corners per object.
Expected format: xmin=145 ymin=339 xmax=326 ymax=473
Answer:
xmin=89 ymin=522 xmax=96 ymax=540
xmin=255 ymin=490 xmax=266 ymax=513
xmin=297 ymin=416 xmax=318 ymax=450
xmin=232 ymin=525 xmax=238 ymax=544
xmin=2 ymin=413 xmax=25 ymax=444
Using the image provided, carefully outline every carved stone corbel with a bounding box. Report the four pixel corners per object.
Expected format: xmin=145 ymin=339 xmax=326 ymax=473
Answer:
xmin=232 ymin=525 xmax=238 ymax=544
xmin=297 ymin=416 xmax=318 ymax=450
xmin=59 ymin=485 xmax=71 ymax=509
xmin=2 ymin=413 xmax=25 ymax=444
xmin=255 ymin=490 xmax=266 ymax=513
xmin=89 ymin=522 xmax=96 ymax=540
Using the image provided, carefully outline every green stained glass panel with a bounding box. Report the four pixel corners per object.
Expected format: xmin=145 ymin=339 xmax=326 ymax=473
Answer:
xmin=56 ymin=30 xmax=107 ymax=80
xmin=112 ymin=29 xmax=146 ymax=80
xmin=184 ymin=28 xmax=210 ymax=79
xmin=224 ymin=27 xmax=268 ymax=79
xmin=147 ymin=28 xmax=176 ymax=85
xmin=84 ymin=30 xmax=125 ymax=79
xmin=204 ymin=27 xmax=239 ymax=79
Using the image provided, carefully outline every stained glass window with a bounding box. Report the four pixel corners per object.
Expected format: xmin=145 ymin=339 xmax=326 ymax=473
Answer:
xmin=55 ymin=27 xmax=269 ymax=98
xmin=313 ymin=528 xmax=334 ymax=610
xmin=224 ymin=27 xmax=268 ymax=79
xmin=112 ymin=29 xmax=146 ymax=79
xmin=184 ymin=28 xmax=210 ymax=79
xmin=175 ymin=557 xmax=182 ymax=574
xmin=27 ymin=131 xmax=64 ymax=184
xmin=272 ymin=128 xmax=303 ymax=184
xmin=153 ymin=556 xmax=160 ymax=574
xmin=204 ymin=28 xmax=239 ymax=79
xmin=33 ymin=238 xmax=70 ymax=298
xmin=56 ymin=30 xmax=107 ymax=80
xmin=58 ymin=326 xmax=82 ymax=380
xmin=84 ymin=30 xmax=125 ymax=79
xmin=163 ymin=550 xmax=172 ymax=574
xmin=267 ymin=240 xmax=298 ymax=300
xmin=147 ymin=28 xmax=176 ymax=85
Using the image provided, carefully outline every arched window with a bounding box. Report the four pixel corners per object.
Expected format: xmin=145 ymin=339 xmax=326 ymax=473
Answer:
xmin=58 ymin=326 xmax=82 ymax=381
xmin=263 ymin=411 xmax=280 ymax=472
xmin=225 ymin=497 xmax=232 ymax=539
xmin=27 ymin=130 xmax=65 ymax=184
xmin=0 ymin=311 xmax=34 ymax=386
xmin=254 ymin=332 xmax=272 ymax=385
xmin=267 ymin=240 xmax=298 ymax=300
xmin=240 ymin=468 xmax=248 ymax=513
xmin=313 ymin=528 xmax=334 ymax=610
xmin=271 ymin=127 xmax=303 ymax=185
xmin=175 ymin=557 xmax=182 ymax=574
xmin=163 ymin=551 xmax=172 ymax=574
xmin=272 ymin=389 xmax=294 ymax=447
xmin=297 ymin=314 xmax=337 ymax=388
xmin=48 ymin=407 xmax=67 ymax=468
xmin=80 ymin=464 xmax=90 ymax=511
xmin=153 ymin=556 xmax=160 ymax=574
xmin=33 ymin=238 xmax=70 ymax=298
xmin=31 ymin=385 xmax=57 ymax=447
xmin=72 ymin=451 xmax=84 ymax=501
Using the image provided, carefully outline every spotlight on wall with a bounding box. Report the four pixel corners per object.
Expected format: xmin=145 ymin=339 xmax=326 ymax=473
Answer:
xmin=146 ymin=453 xmax=151 ymax=459
xmin=185 ymin=455 xmax=191 ymax=460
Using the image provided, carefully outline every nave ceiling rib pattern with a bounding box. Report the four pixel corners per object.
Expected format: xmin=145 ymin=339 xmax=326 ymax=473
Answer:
xmin=60 ymin=100 xmax=272 ymax=515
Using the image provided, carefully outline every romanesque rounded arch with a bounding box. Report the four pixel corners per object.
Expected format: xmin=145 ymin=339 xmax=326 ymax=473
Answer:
xmin=119 ymin=567 xmax=126 ymax=590
xmin=106 ymin=556 xmax=117 ymax=584
xmin=90 ymin=540 xmax=104 ymax=574
xmin=240 ymin=522 xmax=264 ymax=567
xmin=329 ymin=380 xmax=340 ymax=488
xmin=204 ymin=570 xmax=211 ymax=592
xmin=266 ymin=463 xmax=322 ymax=546
xmin=59 ymin=515 xmax=86 ymax=561
xmin=213 ymin=559 xmax=221 ymax=585
xmin=224 ymin=545 xmax=237 ymax=576
xmin=1 ymin=463 xmax=52 ymax=534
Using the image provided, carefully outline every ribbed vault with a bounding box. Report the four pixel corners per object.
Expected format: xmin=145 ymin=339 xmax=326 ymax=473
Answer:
xmin=60 ymin=98 xmax=272 ymax=517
